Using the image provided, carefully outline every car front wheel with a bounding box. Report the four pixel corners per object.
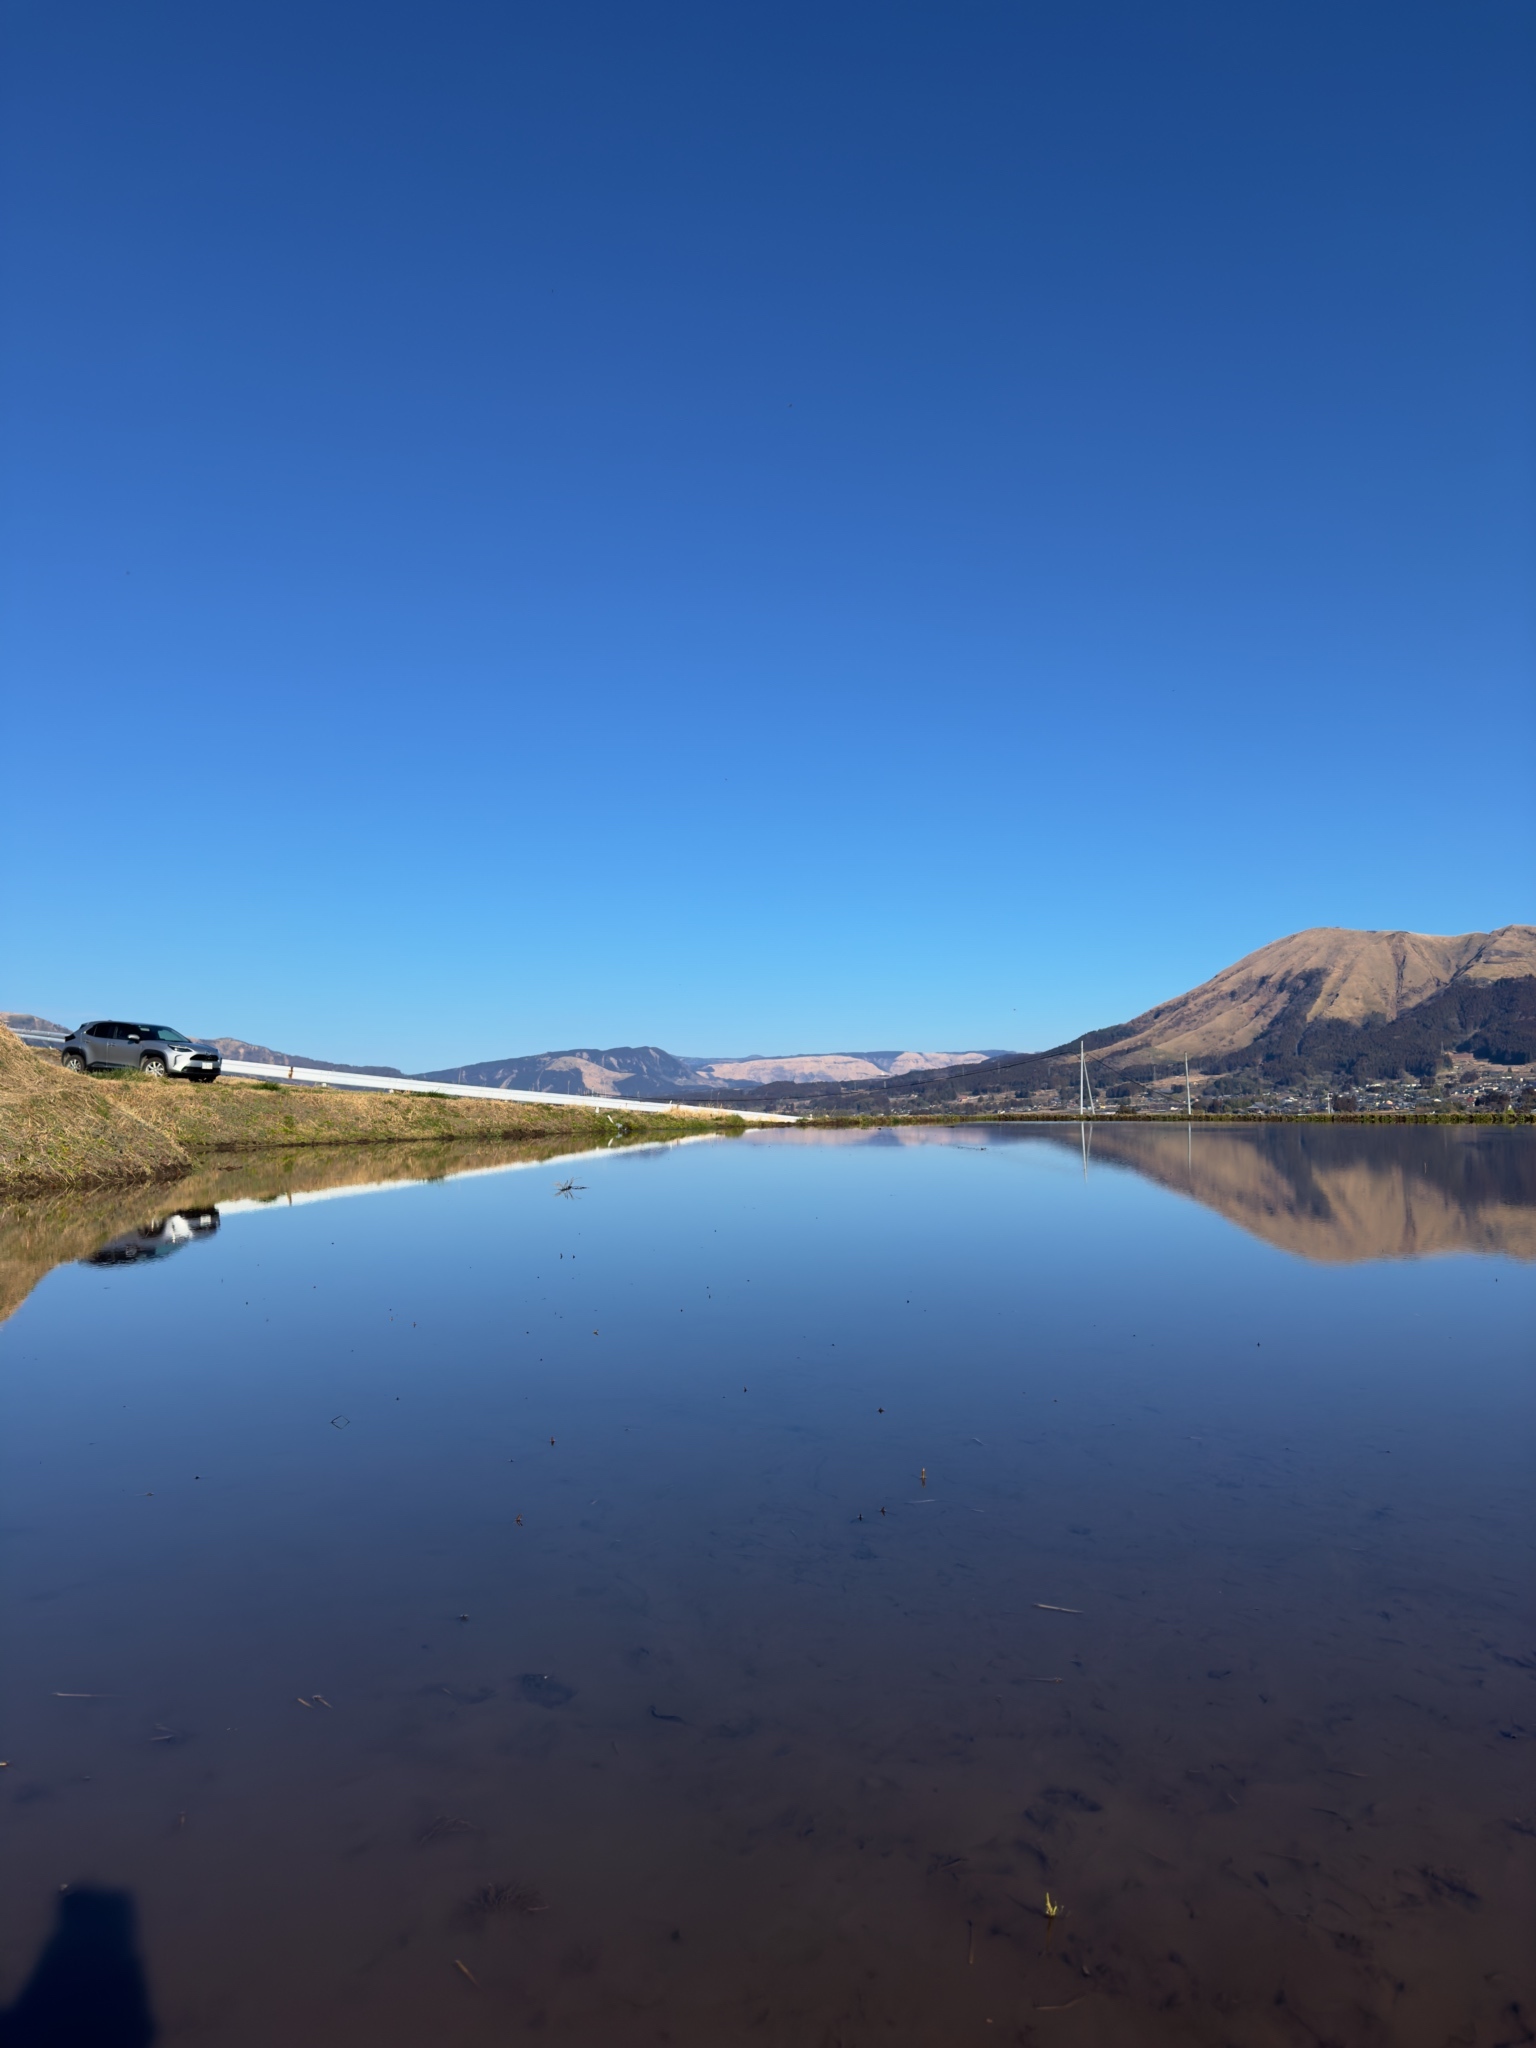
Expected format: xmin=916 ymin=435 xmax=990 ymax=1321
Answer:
xmin=62 ymin=1051 xmax=87 ymax=1073
xmin=140 ymin=1054 xmax=169 ymax=1078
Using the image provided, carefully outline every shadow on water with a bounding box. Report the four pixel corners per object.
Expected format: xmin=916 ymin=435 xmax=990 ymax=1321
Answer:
xmin=0 ymin=1889 xmax=155 ymax=2047
xmin=0 ymin=1120 xmax=1530 ymax=2042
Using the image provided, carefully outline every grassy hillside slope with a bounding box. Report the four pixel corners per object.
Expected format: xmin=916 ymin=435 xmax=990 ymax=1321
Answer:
xmin=0 ymin=1029 xmax=743 ymax=1193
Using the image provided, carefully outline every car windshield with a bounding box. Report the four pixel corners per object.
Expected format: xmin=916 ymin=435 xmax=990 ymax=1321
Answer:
xmin=139 ymin=1025 xmax=188 ymax=1043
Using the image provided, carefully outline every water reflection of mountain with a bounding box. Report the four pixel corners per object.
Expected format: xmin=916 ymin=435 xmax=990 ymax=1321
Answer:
xmin=3 ymin=1124 xmax=1529 ymax=1323
xmin=1049 ymin=1122 xmax=1536 ymax=1262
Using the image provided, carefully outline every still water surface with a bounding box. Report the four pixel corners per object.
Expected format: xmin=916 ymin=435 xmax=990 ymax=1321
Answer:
xmin=2 ymin=1125 xmax=1532 ymax=2045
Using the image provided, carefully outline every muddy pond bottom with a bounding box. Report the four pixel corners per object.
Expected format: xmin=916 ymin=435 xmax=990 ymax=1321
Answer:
xmin=1 ymin=1125 xmax=1532 ymax=2045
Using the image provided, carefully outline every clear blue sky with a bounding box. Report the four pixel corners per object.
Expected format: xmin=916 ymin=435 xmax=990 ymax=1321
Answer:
xmin=4 ymin=1 xmax=1532 ymax=1070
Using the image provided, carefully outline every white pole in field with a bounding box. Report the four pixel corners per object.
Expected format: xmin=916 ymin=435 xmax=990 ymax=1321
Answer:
xmin=1183 ymin=1056 xmax=1193 ymax=1118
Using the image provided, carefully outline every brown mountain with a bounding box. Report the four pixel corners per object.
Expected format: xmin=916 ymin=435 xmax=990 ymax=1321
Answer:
xmin=1090 ymin=925 xmax=1536 ymax=1066
xmin=714 ymin=925 xmax=1536 ymax=1113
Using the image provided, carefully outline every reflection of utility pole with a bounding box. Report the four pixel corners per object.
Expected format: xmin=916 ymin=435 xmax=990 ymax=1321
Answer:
xmin=1183 ymin=1056 xmax=1193 ymax=1118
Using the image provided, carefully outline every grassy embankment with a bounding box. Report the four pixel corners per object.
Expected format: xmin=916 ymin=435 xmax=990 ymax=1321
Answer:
xmin=0 ymin=1028 xmax=751 ymax=1195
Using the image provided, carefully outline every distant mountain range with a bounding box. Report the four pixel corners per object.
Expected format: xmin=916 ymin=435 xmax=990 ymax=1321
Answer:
xmin=0 ymin=1013 xmax=65 ymax=1038
xmin=0 ymin=1017 xmax=1001 ymax=1097
xmin=709 ymin=925 xmax=1536 ymax=1113
xmin=416 ymin=1046 xmax=1002 ymax=1096
xmin=7 ymin=924 xmax=1531 ymax=1110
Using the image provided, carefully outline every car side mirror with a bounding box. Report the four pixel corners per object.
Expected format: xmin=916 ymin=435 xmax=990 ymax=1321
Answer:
xmin=127 ymin=1034 xmax=141 ymax=1042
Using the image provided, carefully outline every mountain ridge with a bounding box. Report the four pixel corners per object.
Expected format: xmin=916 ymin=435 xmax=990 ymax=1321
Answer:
xmin=1085 ymin=925 xmax=1536 ymax=1066
xmin=708 ymin=925 xmax=1536 ymax=1112
xmin=9 ymin=925 xmax=1531 ymax=1107
xmin=417 ymin=1046 xmax=1004 ymax=1096
xmin=0 ymin=1016 xmax=1004 ymax=1096
xmin=209 ymin=1038 xmax=407 ymax=1079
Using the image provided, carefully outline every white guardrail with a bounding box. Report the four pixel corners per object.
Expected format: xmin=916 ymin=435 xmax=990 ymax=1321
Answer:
xmin=7 ymin=1028 xmax=798 ymax=1121
xmin=217 ymin=1059 xmax=798 ymax=1122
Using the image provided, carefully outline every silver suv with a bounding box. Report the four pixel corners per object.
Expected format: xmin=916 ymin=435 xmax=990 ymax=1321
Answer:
xmin=61 ymin=1021 xmax=222 ymax=1082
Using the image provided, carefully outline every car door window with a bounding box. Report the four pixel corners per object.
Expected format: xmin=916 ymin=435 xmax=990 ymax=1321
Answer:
xmin=109 ymin=1022 xmax=135 ymax=1063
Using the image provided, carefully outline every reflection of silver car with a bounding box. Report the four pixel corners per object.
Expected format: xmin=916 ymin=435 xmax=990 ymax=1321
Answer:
xmin=87 ymin=1209 xmax=221 ymax=1266
xmin=61 ymin=1021 xmax=221 ymax=1081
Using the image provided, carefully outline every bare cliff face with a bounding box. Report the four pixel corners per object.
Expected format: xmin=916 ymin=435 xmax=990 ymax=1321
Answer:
xmin=694 ymin=1050 xmax=991 ymax=1087
xmin=1102 ymin=926 xmax=1536 ymax=1065
xmin=420 ymin=1046 xmax=999 ymax=1096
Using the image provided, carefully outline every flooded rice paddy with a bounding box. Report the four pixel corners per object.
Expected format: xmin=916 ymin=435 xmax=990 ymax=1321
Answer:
xmin=1 ymin=1124 xmax=1532 ymax=2045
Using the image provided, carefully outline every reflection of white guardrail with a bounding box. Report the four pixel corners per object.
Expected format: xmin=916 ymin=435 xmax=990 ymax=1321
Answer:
xmin=215 ymin=1134 xmax=724 ymax=1218
xmin=217 ymin=1059 xmax=798 ymax=1123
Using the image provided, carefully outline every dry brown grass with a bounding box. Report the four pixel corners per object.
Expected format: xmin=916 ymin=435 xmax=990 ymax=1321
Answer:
xmin=0 ymin=1027 xmax=189 ymax=1190
xmin=0 ymin=1028 xmax=743 ymax=1195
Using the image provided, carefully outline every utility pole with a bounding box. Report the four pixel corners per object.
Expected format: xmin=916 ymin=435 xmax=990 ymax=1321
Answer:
xmin=1183 ymin=1055 xmax=1193 ymax=1118
xmin=1079 ymin=1040 xmax=1096 ymax=1118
